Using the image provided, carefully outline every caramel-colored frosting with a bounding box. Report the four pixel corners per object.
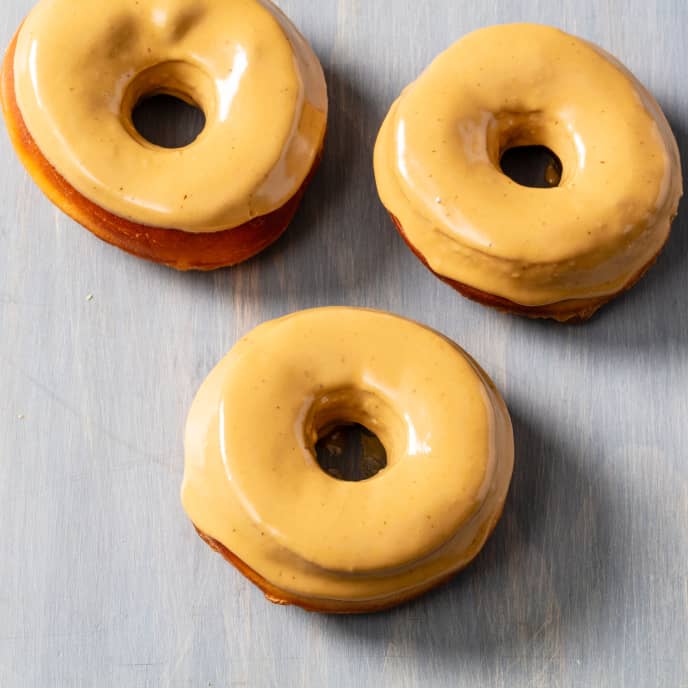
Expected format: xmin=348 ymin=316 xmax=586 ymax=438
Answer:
xmin=182 ymin=308 xmax=514 ymax=606
xmin=12 ymin=0 xmax=327 ymax=232
xmin=374 ymin=24 xmax=683 ymax=306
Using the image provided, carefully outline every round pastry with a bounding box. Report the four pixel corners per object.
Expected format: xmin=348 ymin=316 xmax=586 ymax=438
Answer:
xmin=1 ymin=0 xmax=327 ymax=270
xmin=374 ymin=24 xmax=682 ymax=321
xmin=182 ymin=308 xmax=514 ymax=613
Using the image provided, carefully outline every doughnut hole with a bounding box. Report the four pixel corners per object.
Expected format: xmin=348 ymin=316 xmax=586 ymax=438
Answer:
xmin=489 ymin=111 xmax=571 ymax=188
xmin=305 ymin=388 xmax=406 ymax=482
xmin=122 ymin=61 xmax=216 ymax=150
xmin=132 ymin=94 xmax=206 ymax=148
xmin=500 ymin=146 xmax=563 ymax=188
xmin=315 ymin=424 xmax=387 ymax=482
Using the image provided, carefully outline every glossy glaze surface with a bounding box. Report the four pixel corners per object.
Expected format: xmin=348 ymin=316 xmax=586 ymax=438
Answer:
xmin=182 ymin=308 xmax=514 ymax=605
xmin=3 ymin=0 xmax=688 ymax=683
xmin=12 ymin=0 xmax=327 ymax=232
xmin=374 ymin=23 xmax=682 ymax=306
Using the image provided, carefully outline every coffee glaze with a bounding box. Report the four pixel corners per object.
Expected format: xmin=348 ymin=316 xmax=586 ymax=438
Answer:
xmin=11 ymin=0 xmax=327 ymax=233
xmin=182 ymin=308 xmax=514 ymax=613
xmin=374 ymin=24 xmax=682 ymax=320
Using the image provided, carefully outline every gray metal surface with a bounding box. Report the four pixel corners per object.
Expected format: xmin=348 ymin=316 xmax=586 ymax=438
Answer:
xmin=1 ymin=1 xmax=686 ymax=686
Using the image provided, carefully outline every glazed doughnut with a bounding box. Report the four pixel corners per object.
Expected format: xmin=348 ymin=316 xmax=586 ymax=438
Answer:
xmin=374 ymin=24 xmax=682 ymax=321
xmin=1 ymin=0 xmax=327 ymax=270
xmin=182 ymin=308 xmax=514 ymax=613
